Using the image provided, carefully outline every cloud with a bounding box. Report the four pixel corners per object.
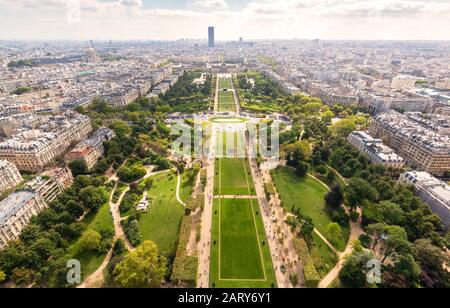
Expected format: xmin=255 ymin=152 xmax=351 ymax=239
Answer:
xmin=119 ymin=0 xmax=143 ymax=8
xmin=0 ymin=0 xmax=449 ymax=40
xmin=192 ymin=0 xmax=229 ymax=9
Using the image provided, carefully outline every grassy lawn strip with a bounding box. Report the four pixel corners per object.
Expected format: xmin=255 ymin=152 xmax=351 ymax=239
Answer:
xmin=214 ymin=158 xmax=256 ymax=196
xmin=219 ymin=91 xmax=235 ymax=112
xmin=209 ymin=198 xmax=276 ymax=288
xmin=220 ymin=78 xmax=232 ymax=89
xmin=271 ymin=166 xmax=348 ymax=252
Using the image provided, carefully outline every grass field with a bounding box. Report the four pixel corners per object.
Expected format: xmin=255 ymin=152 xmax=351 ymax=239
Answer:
xmin=138 ymin=171 xmax=193 ymax=256
xmin=310 ymin=232 xmax=338 ymax=278
xmin=66 ymin=188 xmax=114 ymax=281
xmin=219 ymin=78 xmax=232 ymax=89
xmin=209 ymin=198 xmax=276 ymax=288
xmin=214 ymin=158 xmax=256 ymax=196
xmin=219 ymin=91 xmax=236 ymax=112
xmin=271 ymin=166 xmax=348 ymax=252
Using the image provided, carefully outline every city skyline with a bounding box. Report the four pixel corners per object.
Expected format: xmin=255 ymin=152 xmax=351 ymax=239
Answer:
xmin=0 ymin=0 xmax=449 ymax=41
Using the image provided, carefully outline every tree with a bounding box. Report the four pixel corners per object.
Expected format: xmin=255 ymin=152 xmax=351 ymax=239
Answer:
xmin=300 ymin=216 xmax=315 ymax=242
xmin=344 ymin=178 xmax=378 ymax=209
xmin=11 ymin=267 xmax=34 ymax=285
xmin=332 ymin=118 xmax=357 ymax=137
xmin=79 ymin=230 xmax=102 ymax=253
xmin=113 ymin=241 xmax=166 ymax=288
xmin=0 ymin=270 xmax=6 ymax=283
xmin=69 ymin=159 xmax=89 ymax=177
xmin=381 ymin=225 xmax=411 ymax=263
xmin=339 ymin=251 xmax=374 ymax=288
xmin=296 ymin=161 xmax=309 ymax=178
xmin=413 ymin=239 xmax=449 ymax=288
xmin=113 ymin=239 xmax=126 ymax=256
xmin=79 ymin=186 xmax=107 ymax=212
xmin=325 ymin=184 xmax=344 ymax=210
xmin=117 ymin=164 xmax=147 ymax=183
xmin=326 ymin=223 xmax=343 ymax=246
xmin=110 ymin=120 xmax=132 ymax=138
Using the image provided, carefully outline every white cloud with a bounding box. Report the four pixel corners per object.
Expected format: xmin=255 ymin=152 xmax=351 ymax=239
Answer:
xmin=192 ymin=0 xmax=229 ymax=9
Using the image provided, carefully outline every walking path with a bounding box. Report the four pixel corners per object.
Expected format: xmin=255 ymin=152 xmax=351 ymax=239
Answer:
xmin=318 ymin=207 xmax=364 ymax=288
xmin=78 ymin=181 xmax=132 ymax=288
xmin=213 ymin=195 xmax=258 ymax=199
xmin=176 ymin=171 xmax=186 ymax=206
xmin=197 ymin=123 xmax=217 ymax=288
xmin=79 ymin=166 xmax=167 ymax=288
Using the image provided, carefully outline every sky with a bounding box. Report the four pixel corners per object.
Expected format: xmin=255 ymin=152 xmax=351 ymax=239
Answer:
xmin=0 ymin=0 xmax=449 ymax=41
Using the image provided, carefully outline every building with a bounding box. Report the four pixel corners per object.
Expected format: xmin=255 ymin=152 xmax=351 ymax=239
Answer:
xmin=399 ymin=171 xmax=450 ymax=228
xmin=0 ymin=191 xmax=46 ymax=249
xmin=0 ymin=167 xmax=73 ymax=249
xmin=65 ymin=127 xmax=115 ymax=170
xmin=0 ymin=112 xmax=92 ymax=172
xmin=0 ymin=160 xmax=23 ymax=195
xmin=25 ymin=167 xmax=73 ymax=204
xmin=391 ymin=75 xmax=418 ymax=90
xmin=102 ymin=87 xmax=139 ymax=108
xmin=208 ymin=27 xmax=215 ymax=48
xmin=348 ymin=131 xmax=405 ymax=169
xmin=370 ymin=111 xmax=450 ymax=175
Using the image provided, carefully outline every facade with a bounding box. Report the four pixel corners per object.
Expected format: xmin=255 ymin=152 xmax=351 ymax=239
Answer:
xmin=399 ymin=171 xmax=450 ymax=228
xmin=0 ymin=167 xmax=73 ymax=249
xmin=370 ymin=111 xmax=450 ymax=175
xmin=208 ymin=27 xmax=215 ymax=48
xmin=65 ymin=127 xmax=115 ymax=170
xmin=0 ymin=112 xmax=92 ymax=172
xmin=348 ymin=131 xmax=405 ymax=169
xmin=0 ymin=160 xmax=23 ymax=195
xmin=0 ymin=191 xmax=46 ymax=249
xmin=102 ymin=87 xmax=139 ymax=108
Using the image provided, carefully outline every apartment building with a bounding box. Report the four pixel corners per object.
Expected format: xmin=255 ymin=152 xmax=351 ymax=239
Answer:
xmin=370 ymin=111 xmax=450 ymax=175
xmin=0 ymin=191 xmax=46 ymax=249
xmin=65 ymin=127 xmax=115 ymax=170
xmin=399 ymin=171 xmax=450 ymax=228
xmin=0 ymin=160 xmax=23 ymax=195
xmin=0 ymin=167 xmax=73 ymax=249
xmin=348 ymin=131 xmax=405 ymax=169
xmin=0 ymin=112 xmax=91 ymax=172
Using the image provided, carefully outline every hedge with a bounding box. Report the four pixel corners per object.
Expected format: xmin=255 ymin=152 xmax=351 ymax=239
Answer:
xmin=293 ymin=238 xmax=320 ymax=288
xmin=171 ymin=215 xmax=198 ymax=286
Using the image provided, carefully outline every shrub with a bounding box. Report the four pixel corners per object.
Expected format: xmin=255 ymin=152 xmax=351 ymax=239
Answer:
xmin=171 ymin=216 xmax=198 ymax=286
xmin=122 ymin=219 xmax=142 ymax=246
xmin=359 ymin=234 xmax=372 ymax=249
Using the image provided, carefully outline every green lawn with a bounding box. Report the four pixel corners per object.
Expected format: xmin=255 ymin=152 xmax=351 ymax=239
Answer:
xmin=219 ymin=91 xmax=236 ymax=112
xmin=138 ymin=171 xmax=192 ymax=256
xmin=219 ymin=78 xmax=232 ymax=89
xmin=310 ymin=232 xmax=338 ymax=279
xmin=210 ymin=198 xmax=276 ymax=288
xmin=214 ymin=158 xmax=255 ymax=196
xmin=66 ymin=189 xmax=114 ymax=281
xmin=271 ymin=166 xmax=348 ymax=251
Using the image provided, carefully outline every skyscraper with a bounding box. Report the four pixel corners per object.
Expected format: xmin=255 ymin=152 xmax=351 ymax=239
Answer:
xmin=208 ymin=27 xmax=215 ymax=48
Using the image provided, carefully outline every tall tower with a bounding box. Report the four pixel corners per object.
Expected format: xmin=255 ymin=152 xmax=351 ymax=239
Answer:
xmin=208 ymin=27 xmax=215 ymax=48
